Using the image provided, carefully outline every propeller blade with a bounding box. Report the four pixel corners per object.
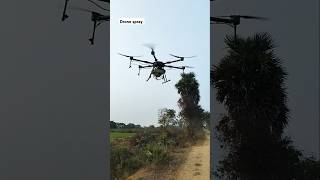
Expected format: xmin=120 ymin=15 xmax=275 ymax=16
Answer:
xmin=169 ymin=54 xmax=197 ymax=59
xmin=238 ymin=15 xmax=269 ymax=20
xmin=88 ymin=0 xmax=110 ymax=11
xmin=216 ymin=15 xmax=230 ymax=18
xmin=142 ymin=43 xmax=156 ymax=51
xmin=118 ymin=53 xmax=142 ymax=58
xmin=211 ymin=17 xmax=233 ymax=23
xmin=97 ymin=0 xmax=110 ymax=2
xmin=218 ymin=15 xmax=269 ymax=20
xmin=183 ymin=66 xmax=194 ymax=68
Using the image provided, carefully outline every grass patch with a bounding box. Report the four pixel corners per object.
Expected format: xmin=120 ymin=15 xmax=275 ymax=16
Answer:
xmin=111 ymin=127 xmax=193 ymax=179
xmin=110 ymin=132 xmax=136 ymax=141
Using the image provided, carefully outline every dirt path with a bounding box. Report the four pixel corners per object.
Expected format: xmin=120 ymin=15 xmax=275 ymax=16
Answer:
xmin=127 ymin=135 xmax=210 ymax=180
xmin=175 ymin=135 xmax=210 ymax=180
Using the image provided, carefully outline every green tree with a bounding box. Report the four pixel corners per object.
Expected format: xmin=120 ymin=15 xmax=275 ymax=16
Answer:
xmin=175 ymin=72 xmax=203 ymax=138
xmin=211 ymin=33 xmax=304 ymax=179
xmin=110 ymin=121 xmax=117 ymax=129
xmin=200 ymin=110 xmax=210 ymax=129
xmin=126 ymin=123 xmax=136 ymax=129
xmin=158 ymin=108 xmax=177 ymax=127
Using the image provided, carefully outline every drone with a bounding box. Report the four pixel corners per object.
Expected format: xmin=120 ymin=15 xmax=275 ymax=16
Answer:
xmin=211 ymin=15 xmax=268 ymax=37
xmin=119 ymin=46 xmax=195 ymax=84
xmin=61 ymin=0 xmax=110 ymax=44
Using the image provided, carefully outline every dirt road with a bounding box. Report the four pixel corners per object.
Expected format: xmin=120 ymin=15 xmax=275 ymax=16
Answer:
xmin=175 ymin=135 xmax=210 ymax=180
xmin=127 ymin=135 xmax=210 ymax=180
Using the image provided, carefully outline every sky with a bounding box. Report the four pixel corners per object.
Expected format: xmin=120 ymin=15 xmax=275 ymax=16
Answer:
xmin=110 ymin=0 xmax=210 ymax=127
xmin=210 ymin=0 xmax=319 ymax=166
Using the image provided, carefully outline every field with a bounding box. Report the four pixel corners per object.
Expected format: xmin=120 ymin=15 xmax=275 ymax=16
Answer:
xmin=110 ymin=132 xmax=136 ymax=141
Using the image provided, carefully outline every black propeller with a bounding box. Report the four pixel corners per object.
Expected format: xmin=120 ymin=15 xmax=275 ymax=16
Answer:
xmin=218 ymin=15 xmax=269 ymax=20
xmin=169 ymin=54 xmax=196 ymax=60
xmin=182 ymin=66 xmax=194 ymax=68
xmin=143 ymin=44 xmax=156 ymax=53
xmin=211 ymin=15 xmax=269 ymax=37
xmin=88 ymin=0 xmax=110 ymax=11
xmin=143 ymin=44 xmax=158 ymax=61
xmin=118 ymin=53 xmax=142 ymax=59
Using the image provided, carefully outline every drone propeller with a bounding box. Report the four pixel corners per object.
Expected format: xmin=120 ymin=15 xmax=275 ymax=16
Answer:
xmin=182 ymin=66 xmax=194 ymax=68
xmin=143 ymin=43 xmax=156 ymax=50
xmin=169 ymin=54 xmax=197 ymax=59
xmin=118 ymin=53 xmax=142 ymax=58
xmin=143 ymin=44 xmax=156 ymax=54
xmin=143 ymin=43 xmax=158 ymax=61
xmin=88 ymin=0 xmax=110 ymax=11
xmin=118 ymin=53 xmax=144 ymax=68
xmin=218 ymin=15 xmax=269 ymax=20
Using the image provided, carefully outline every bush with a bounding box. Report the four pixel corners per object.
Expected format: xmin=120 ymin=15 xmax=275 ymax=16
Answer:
xmin=143 ymin=143 xmax=171 ymax=165
xmin=130 ymin=127 xmax=190 ymax=148
xmin=111 ymin=127 xmax=193 ymax=179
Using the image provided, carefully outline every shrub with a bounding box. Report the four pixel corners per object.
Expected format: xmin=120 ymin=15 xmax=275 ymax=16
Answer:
xmin=143 ymin=143 xmax=171 ymax=165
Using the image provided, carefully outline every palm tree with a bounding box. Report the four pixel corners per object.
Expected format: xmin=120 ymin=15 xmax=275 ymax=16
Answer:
xmin=212 ymin=33 xmax=289 ymax=138
xmin=211 ymin=33 xmax=299 ymax=179
xmin=175 ymin=72 xmax=203 ymax=138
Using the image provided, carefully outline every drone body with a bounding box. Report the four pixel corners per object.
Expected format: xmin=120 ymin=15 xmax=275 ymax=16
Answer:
xmin=119 ymin=46 xmax=195 ymax=84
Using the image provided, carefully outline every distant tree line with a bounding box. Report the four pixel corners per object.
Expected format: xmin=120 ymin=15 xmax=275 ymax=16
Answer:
xmin=110 ymin=121 xmax=142 ymax=129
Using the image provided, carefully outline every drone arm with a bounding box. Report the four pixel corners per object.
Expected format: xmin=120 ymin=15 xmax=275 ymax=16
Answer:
xmin=97 ymin=0 xmax=110 ymax=2
xmin=146 ymin=68 xmax=154 ymax=81
xmin=62 ymin=0 xmax=70 ymax=21
xmin=164 ymin=59 xmax=183 ymax=64
xmin=164 ymin=65 xmax=185 ymax=70
xmin=89 ymin=20 xmax=97 ymax=45
xmin=210 ymin=17 xmax=232 ymax=24
xmin=152 ymin=54 xmax=158 ymax=61
xmin=138 ymin=65 xmax=153 ymax=75
xmin=132 ymin=58 xmax=153 ymax=64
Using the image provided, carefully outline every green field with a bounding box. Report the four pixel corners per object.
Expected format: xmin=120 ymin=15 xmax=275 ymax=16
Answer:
xmin=110 ymin=132 xmax=136 ymax=140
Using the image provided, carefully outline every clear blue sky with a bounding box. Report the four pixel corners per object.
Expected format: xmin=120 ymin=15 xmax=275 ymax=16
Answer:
xmin=111 ymin=0 xmax=210 ymax=126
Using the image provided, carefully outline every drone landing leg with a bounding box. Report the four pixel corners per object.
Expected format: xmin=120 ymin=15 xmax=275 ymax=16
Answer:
xmin=162 ymin=75 xmax=171 ymax=84
xmin=89 ymin=20 xmax=97 ymax=45
xmin=146 ymin=70 xmax=153 ymax=81
xmin=62 ymin=0 xmax=69 ymax=21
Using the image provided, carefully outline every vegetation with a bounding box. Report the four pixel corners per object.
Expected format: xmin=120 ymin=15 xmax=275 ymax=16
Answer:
xmin=110 ymin=72 xmax=210 ymax=179
xmin=110 ymin=121 xmax=142 ymax=129
xmin=175 ymin=72 xmax=206 ymax=139
xmin=211 ymin=33 xmax=320 ymax=179
xmin=110 ymin=132 xmax=136 ymax=140
xmin=158 ymin=108 xmax=178 ymax=127
xmin=110 ymin=127 xmax=189 ymax=179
